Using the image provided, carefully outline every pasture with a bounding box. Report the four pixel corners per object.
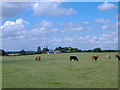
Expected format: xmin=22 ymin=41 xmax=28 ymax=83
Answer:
xmin=2 ymin=52 xmax=118 ymax=88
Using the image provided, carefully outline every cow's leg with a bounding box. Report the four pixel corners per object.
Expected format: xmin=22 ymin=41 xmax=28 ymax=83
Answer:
xmin=118 ymin=57 xmax=120 ymax=61
xmin=72 ymin=59 xmax=74 ymax=61
xmin=95 ymin=59 xmax=97 ymax=62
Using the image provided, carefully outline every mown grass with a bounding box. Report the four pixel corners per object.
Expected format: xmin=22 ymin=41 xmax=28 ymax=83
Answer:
xmin=2 ymin=52 xmax=118 ymax=88
xmin=0 ymin=56 xmax=2 ymax=89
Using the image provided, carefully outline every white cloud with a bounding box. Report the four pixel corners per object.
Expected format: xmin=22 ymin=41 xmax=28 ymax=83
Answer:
xmin=91 ymin=32 xmax=117 ymax=44
xmin=60 ymin=22 xmax=83 ymax=31
xmin=116 ymin=21 xmax=120 ymax=27
xmin=60 ymin=22 xmax=81 ymax=28
xmin=1 ymin=19 xmax=118 ymax=51
xmin=1 ymin=18 xmax=28 ymax=29
xmin=101 ymin=22 xmax=118 ymax=30
xmin=2 ymin=2 xmax=76 ymax=18
xmin=27 ymin=27 xmax=58 ymax=37
xmin=88 ymin=32 xmax=117 ymax=49
xmin=83 ymin=21 xmax=89 ymax=24
xmin=101 ymin=25 xmax=111 ymax=30
xmin=59 ymin=22 xmax=81 ymax=27
xmin=95 ymin=18 xmax=110 ymax=24
xmin=32 ymin=2 xmax=77 ymax=16
xmin=50 ymin=32 xmax=118 ymax=50
xmin=1 ymin=18 xmax=28 ymax=39
xmin=37 ymin=20 xmax=54 ymax=28
xmin=2 ymin=2 xmax=31 ymax=18
xmin=97 ymin=2 xmax=117 ymax=10
xmin=64 ymin=27 xmax=83 ymax=31
xmin=27 ymin=20 xmax=59 ymax=38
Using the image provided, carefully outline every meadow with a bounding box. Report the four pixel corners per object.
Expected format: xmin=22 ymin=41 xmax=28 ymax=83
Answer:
xmin=2 ymin=52 xmax=118 ymax=88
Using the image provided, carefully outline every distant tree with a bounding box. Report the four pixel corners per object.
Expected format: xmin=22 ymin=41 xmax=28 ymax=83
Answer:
xmin=72 ymin=48 xmax=79 ymax=52
xmin=78 ymin=49 xmax=82 ymax=52
xmin=54 ymin=47 xmax=62 ymax=51
xmin=37 ymin=46 xmax=42 ymax=54
xmin=87 ymin=50 xmax=92 ymax=52
xmin=42 ymin=47 xmax=49 ymax=54
xmin=28 ymin=51 xmax=35 ymax=55
xmin=0 ymin=49 xmax=6 ymax=56
xmin=54 ymin=47 xmax=119 ymax=53
xmin=54 ymin=46 xmax=81 ymax=53
xmin=103 ymin=50 xmax=117 ymax=52
xmin=19 ymin=49 xmax=26 ymax=55
xmin=93 ymin=48 xmax=102 ymax=52
xmin=118 ymin=50 xmax=120 ymax=52
xmin=60 ymin=48 xmax=66 ymax=53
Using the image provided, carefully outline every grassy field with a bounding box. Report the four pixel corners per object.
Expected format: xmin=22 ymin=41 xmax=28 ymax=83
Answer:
xmin=2 ymin=52 xmax=118 ymax=88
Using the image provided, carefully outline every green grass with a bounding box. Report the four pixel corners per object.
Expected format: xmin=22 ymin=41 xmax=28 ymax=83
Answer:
xmin=0 ymin=56 xmax=2 ymax=89
xmin=2 ymin=52 xmax=118 ymax=88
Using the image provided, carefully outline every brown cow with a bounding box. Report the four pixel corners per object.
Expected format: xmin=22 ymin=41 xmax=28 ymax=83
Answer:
xmin=92 ymin=55 xmax=99 ymax=61
xmin=35 ymin=56 xmax=41 ymax=62
xmin=115 ymin=54 xmax=120 ymax=61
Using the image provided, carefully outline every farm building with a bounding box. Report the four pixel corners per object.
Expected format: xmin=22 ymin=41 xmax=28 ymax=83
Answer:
xmin=54 ymin=51 xmax=60 ymax=54
xmin=46 ymin=51 xmax=54 ymax=54
xmin=8 ymin=53 xmax=20 ymax=56
xmin=46 ymin=51 xmax=60 ymax=54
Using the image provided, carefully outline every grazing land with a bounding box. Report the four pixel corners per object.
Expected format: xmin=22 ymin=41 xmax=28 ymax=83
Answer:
xmin=2 ymin=52 xmax=118 ymax=88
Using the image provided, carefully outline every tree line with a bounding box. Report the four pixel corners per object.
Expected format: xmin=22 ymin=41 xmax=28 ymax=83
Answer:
xmin=0 ymin=47 xmax=119 ymax=56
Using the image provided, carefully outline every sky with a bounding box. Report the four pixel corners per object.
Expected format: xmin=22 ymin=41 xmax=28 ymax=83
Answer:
xmin=0 ymin=1 xmax=119 ymax=51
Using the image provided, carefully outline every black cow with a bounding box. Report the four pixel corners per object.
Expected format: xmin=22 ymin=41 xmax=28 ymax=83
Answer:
xmin=70 ymin=56 xmax=78 ymax=61
xmin=115 ymin=54 xmax=120 ymax=61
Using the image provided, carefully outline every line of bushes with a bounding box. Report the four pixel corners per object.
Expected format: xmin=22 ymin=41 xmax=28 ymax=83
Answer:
xmin=0 ymin=47 xmax=120 ymax=56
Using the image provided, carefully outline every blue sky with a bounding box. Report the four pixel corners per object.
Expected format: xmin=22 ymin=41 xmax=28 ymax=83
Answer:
xmin=1 ymin=2 xmax=118 ymax=51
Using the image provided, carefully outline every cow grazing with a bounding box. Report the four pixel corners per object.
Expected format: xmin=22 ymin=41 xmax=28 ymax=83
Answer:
xmin=115 ymin=54 xmax=120 ymax=61
xmin=35 ymin=56 xmax=41 ymax=62
xmin=106 ymin=55 xmax=111 ymax=59
xmin=92 ymin=56 xmax=99 ymax=61
xmin=70 ymin=56 xmax=78 ymax=61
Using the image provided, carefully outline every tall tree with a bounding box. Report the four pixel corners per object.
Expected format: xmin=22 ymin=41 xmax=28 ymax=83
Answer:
xmin=93 ymin=48 xmax=102 ymax=52
xmin=42 ymin=47 xmax=49 ymax=54
xmin=37 ymin=46 xmax=42 ymax=54
xmin=19 ymin=49 xmax=26 ymax=55
xmin=0 ymin=49 xmax=6 ymax=56
xmin=54 ymin=47 xmax=62 ymax=51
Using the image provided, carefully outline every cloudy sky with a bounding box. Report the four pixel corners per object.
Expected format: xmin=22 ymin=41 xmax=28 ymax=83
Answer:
xmin=1 ymin=2 xmax=118 ymax=51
